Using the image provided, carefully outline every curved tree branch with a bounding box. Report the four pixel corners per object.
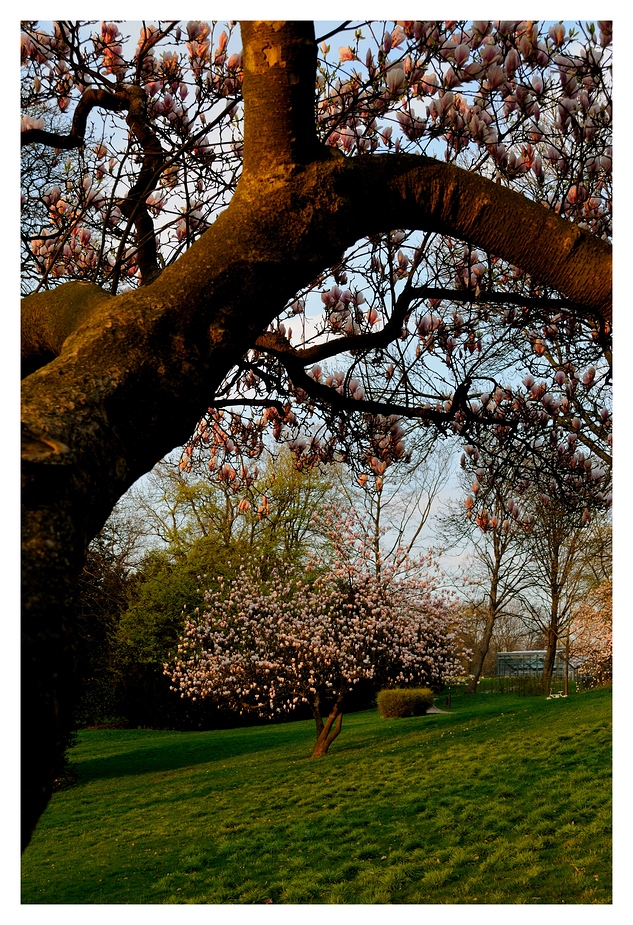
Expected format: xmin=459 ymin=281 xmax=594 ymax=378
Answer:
xmin=268 ymin=347 xmax=473 ymax=427
xmin=22 ymin=85 xmax=165 ymax=285
xmin=21 ymin=88 xmax=126 ymax=149
xmin=337 ymin=154 xmax=611 ymax=325
xmin=255 ymin=286 xmax=591 ymax=369
xmin=20 ymin=151 xmax=613 ymax=461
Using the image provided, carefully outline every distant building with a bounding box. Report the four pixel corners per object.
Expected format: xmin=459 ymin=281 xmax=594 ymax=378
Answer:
xmin=496 ymin=650 xmax=581 ymax=679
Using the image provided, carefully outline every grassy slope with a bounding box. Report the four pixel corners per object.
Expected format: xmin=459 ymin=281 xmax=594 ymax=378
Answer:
xmin=21 ymin=689 xmax=611 ymax=904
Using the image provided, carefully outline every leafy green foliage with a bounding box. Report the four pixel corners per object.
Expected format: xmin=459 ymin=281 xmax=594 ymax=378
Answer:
xmin=377 ymin=687 xmax=434 ymax=718
xmin=110 ymin=538 xmax=249 ymax=728
xmin=118 ymin=541 xmax=225 ymax=665
xmin=74 ymin=451 xmax=343 ymax=729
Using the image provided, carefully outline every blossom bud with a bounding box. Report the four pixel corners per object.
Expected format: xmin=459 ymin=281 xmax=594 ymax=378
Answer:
xmin=386 ymin=67 xmax=406 ymax=95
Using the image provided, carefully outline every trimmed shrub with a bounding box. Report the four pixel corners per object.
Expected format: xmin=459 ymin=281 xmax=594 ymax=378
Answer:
xmin=377 ymin=687 xmax=434 ymax=718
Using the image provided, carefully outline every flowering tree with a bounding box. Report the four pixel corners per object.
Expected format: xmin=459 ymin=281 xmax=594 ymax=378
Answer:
xmin=21 ymin=20 xmax=611 ymax=846
xmin=167 ymin=513 xmax=462 ymax=758
xmin=570 ymin=579 xmax=612 ymax=687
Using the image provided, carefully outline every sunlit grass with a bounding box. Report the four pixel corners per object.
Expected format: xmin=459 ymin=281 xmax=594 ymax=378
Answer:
xmin=21 ymin=688 xmax=611 ymax=904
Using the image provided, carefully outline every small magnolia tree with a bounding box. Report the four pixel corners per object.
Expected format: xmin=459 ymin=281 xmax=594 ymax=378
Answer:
xmin=571 ymin=579 xmax=612 ymax=686
xmin=166 ymin=521 xmax=462 ymax=756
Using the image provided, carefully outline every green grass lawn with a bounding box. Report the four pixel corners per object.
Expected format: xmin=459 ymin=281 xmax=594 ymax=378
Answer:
xmin=21 ymin=688 xmax=611 ymax=904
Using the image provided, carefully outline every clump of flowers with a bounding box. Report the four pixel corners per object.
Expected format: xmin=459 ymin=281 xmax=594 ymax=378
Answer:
xmin=166 ymin=509 xmax=464 ymax=755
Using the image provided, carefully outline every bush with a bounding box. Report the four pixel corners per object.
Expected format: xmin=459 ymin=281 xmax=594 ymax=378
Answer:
xmin=377 ymin=687 xmax=434 ymax=718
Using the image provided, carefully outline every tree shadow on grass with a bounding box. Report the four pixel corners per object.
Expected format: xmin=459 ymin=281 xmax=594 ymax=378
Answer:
xmin=74 ymin=724 xmax=309 ymax=783
xmin=73 ymin=704 xmax=470 ymax=786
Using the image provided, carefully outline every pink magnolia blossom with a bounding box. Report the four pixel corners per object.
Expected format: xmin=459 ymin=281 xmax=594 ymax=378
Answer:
xmin=339 ymin=47 xmax=355 ymax=62
xmin=385 ymin=67 xmax=406 ymax=95
xmin=571 ymin=580 xmax=611 ymax=686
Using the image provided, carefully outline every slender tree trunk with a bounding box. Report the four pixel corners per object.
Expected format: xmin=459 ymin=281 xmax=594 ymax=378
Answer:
xmin=465 ymin=546 xmax=501 ymax=694
xmin=542 ymin=612 xmax=559 ymax=692
xmin=564 ymin=631 xmax=570 ymax=696
xmin=373 ymin=490 xmax=382 ymax=580
xmin=542 ymin=572 xmax=561 ymax=692
xmin=310 ymin=693 xmax=325 ymax=737
xmin=465 ymin=607 xmax=496 ymax=694
xmin=311 ymin=696 xmax=344 ymax=758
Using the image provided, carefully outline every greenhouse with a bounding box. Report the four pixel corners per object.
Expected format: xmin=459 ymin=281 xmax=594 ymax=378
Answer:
xmin=496 ymin=650 xmax=580 ymax=679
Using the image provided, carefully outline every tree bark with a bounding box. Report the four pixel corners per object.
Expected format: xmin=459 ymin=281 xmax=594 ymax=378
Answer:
xmin=311 ymin=697 xmax=344 ymax=758
xmin=21 ymin=20 xmax=612 ymax=849
xmin=309 ymin=693 xmax=325 ymax=737
xmin=465 ymin=606 xmax=497 ymax=694
xmin=542 ymin=607 xmax=560 ymax=692
xmin=240 ymin=20 xmax=321 ymax=174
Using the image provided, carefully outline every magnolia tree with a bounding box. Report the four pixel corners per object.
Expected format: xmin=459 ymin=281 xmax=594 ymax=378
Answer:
xmin=167 ymin=511 xmax=462 ymax=757
xmin=21 ymin=20 xmax=612 ymax=847
xmin=570 ymin=578 xmax=612 ymax=686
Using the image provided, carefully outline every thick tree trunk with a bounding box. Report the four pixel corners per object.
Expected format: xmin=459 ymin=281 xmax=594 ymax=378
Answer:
xmin=21 ymin=20 xmax=612 ymax=849
xmin=311 ymin=697 xmax=344 ymax=758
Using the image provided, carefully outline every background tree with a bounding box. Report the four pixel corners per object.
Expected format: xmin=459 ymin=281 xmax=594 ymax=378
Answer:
xmin=435 ymin=481 xmax=535 ymax=693
xmin=456 ymin=601 xmax=538 ymax=678
xmin=454 ymin=377 xmax=611 ymax=687
xmin=21 ymin=20 xmax=612 ymax=847
xmin=569 ymin=578 xmax=612 ymax=687
xmin=127 ymin=446 xmax=337 ymax=560
xmin=511 ymin=507 xmax=610 ymax=689
xmin=331 ymin=438 xmax=453 ymax=578
xmin=112 ymin=539 xmax=242 ymax=727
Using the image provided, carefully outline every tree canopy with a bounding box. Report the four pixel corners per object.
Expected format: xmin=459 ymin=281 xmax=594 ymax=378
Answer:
xmin=167 ymin=507 xmax=462 ymax=757
xmin=20 ymin=19 xmax=612 ymax=849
